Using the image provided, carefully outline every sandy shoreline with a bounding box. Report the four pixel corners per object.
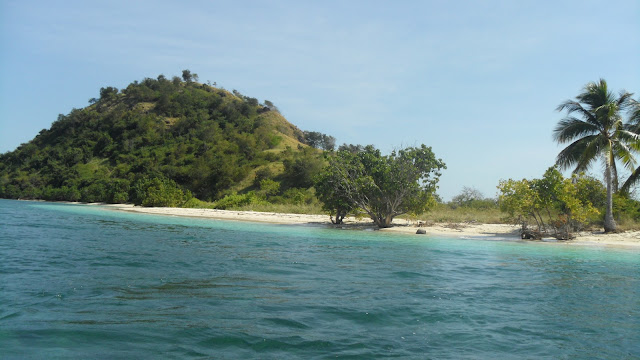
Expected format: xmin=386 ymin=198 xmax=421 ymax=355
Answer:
xmin=100 ymin=204 xmax=640 ymax=249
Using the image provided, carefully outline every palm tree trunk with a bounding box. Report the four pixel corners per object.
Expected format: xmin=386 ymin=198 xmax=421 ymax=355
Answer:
xmin=604 ymin=164 xmax=617 ymax=232
xmin=611 ymin=160 xmax=619 ymax=193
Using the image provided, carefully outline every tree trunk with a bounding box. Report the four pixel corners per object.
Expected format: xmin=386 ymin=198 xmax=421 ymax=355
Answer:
xmin=604 ymin=164 xmax=617 ymax=233
xmin=611 ymin=160 xmax=619 ymax=193
xmin=331 ymin=209 xmax=347 ymax=224
xmin=374 ymin=214 xmax=394 ymax=228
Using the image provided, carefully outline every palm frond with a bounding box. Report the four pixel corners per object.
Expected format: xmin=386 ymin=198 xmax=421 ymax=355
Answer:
xmin=616 ymin=90 xmax=634 ymax=111
xmin=612 ymin=141 xmax=637 ymax=171
xmin=616 ymin=129 xmax=640 ymax=143
xmin=555 ymin=100 xmax=597 ymax=125
xmin=621 ymin=166 xmax=640 ymax=193
xmin=578 ymin=79 xmax=613 ymax=110
xmin=555 ymin=135 xmax=601 ymax=171
xmin=574 ymin=136 xmax=605 ymax=173
xmin=628 ymin=98 xmax=640 ymax=127
xmin=552 ymin=117 xmax=599 ymax=143
xmin=610 ymin=114 xmax=624 ymax=131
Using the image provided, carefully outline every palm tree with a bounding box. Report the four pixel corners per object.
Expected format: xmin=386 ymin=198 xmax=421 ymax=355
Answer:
xmin=553 ymin=79 xmax=635 ymax=232
xmin=620 ymin=97 xmax=640 ymax=192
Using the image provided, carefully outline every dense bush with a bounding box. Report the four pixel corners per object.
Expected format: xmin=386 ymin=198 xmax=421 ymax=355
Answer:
xmin=133 ymin=177 xmax=190 ymax=207
xmin=613 ymin=193 xmax=640 ymax=224
xmin=498 ymin=168 xmax=600 ymax=239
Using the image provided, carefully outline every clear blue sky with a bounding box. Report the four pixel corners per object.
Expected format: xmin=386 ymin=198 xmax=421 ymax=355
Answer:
xmin=1 ymin=0 xmax=638 ymax=200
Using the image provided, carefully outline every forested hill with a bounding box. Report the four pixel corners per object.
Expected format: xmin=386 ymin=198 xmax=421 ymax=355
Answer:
xmin=0 ymin=72 xmax=328 ymax=205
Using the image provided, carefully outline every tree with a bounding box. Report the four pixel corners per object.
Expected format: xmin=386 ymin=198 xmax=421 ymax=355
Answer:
xmin=314 ymin=167 xmax=357 ymax=224
xmin=321 ymin=135 xmax=336 ymax=151
xmin=264 ymin=100 xmax=279 ymax=113
xmin=553 ymin=79 xmax=636 ymax=232
xmin=303 ymin=131 xmax=323 ymax=148
xmin=303 ymin=131 xmax=335 ymax=151
xmin=315 ymin=145 xmax=445 ymax=228
xmin=181 ymin=69 xmax=198 ymax=83
xmin=498 ymin=178 xmax=539 ymax=232
xmin=338 ymin=143 xmax=365 ymax=153
xmin=282 ymin=150 xmax=325 ymax=188
xmin=450 ymin=186 xmax=484 ymax=208
xmin=99 ymin=86 xmax=119 ymax=101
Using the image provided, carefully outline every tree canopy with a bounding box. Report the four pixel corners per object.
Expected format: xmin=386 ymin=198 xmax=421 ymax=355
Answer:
xmin=303 ymin=131 xmax=336 ymax=151
xmin=315 ymin=145 xmax=445 ymax=227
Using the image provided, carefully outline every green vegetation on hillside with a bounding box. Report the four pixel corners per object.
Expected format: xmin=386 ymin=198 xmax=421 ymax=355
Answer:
xmin=0 ymin=72 xmax=324 ymax=207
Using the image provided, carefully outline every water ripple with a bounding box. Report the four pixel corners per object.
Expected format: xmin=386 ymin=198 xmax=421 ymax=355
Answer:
xmin=1 ymin=199 xmax=639 ymax=359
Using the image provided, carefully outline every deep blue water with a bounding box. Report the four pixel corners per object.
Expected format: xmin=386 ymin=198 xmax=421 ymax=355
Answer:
xmin=0 ymin=199 xmax=639 ymax=359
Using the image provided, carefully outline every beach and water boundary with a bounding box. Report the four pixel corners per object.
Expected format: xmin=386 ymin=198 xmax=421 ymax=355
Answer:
xmin=97 ymin=203 xmax=640 ymax=250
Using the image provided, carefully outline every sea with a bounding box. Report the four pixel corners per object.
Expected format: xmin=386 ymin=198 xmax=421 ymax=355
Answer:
xmin=1 ymin=199 xmax=639 ymax=359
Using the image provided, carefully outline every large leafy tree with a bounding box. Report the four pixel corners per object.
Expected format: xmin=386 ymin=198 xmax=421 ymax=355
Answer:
xmin=315 ymin=144 xmax=445 ymax=228
xmin=553 ymin=79 xmax=635 ymax=232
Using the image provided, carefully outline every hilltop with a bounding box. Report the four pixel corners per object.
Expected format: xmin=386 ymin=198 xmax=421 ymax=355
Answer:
xmin=0 ymin=72 xmax=327 ymax=207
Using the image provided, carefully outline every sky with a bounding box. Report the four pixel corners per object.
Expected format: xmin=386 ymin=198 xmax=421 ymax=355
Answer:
xmin=1 ymin=0 xmax=639 ymax=200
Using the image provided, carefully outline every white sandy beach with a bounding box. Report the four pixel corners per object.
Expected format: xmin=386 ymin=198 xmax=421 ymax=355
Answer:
xmin=103 ymin=204 xmax=640 ymax=249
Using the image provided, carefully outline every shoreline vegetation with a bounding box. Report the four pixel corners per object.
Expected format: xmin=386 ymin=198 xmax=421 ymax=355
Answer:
xmin=2 ymin=74 xmax=640 ymax=242
xmin=73 ymin=202 xmax=639 ymax=249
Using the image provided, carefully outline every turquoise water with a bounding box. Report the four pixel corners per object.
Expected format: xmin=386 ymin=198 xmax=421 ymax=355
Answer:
xmin=1 ymin=200 xmax=638 ymax=359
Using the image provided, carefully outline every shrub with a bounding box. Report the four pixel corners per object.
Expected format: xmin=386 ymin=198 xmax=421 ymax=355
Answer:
xmin=613 ymin=193 xmax=640 ymax=223
xmin=133 ymin=177 xmax=188 ymax=207
xmin=108 ymin=179 xmax=131 ymax=203
xmin=253 ymin=167 xmax=274 ymax=187
xmin=81 ymin=182 xmax=108 ymax=203
xmin=214 ymin=192 xmax=261 ymax=210
xmin=498 ymin=167 xmax=599 ymax=239
xmin=258 ymin=179 xmax=280 ymax=199
xmin=182 ymin=197 xmax=215 ymax=208
xmin=282 ymin=188 xmax=312 ymax=205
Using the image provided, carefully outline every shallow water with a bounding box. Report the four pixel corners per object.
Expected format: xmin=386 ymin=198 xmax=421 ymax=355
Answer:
xmin=1 ymin=199 xmax=638 ymax=359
